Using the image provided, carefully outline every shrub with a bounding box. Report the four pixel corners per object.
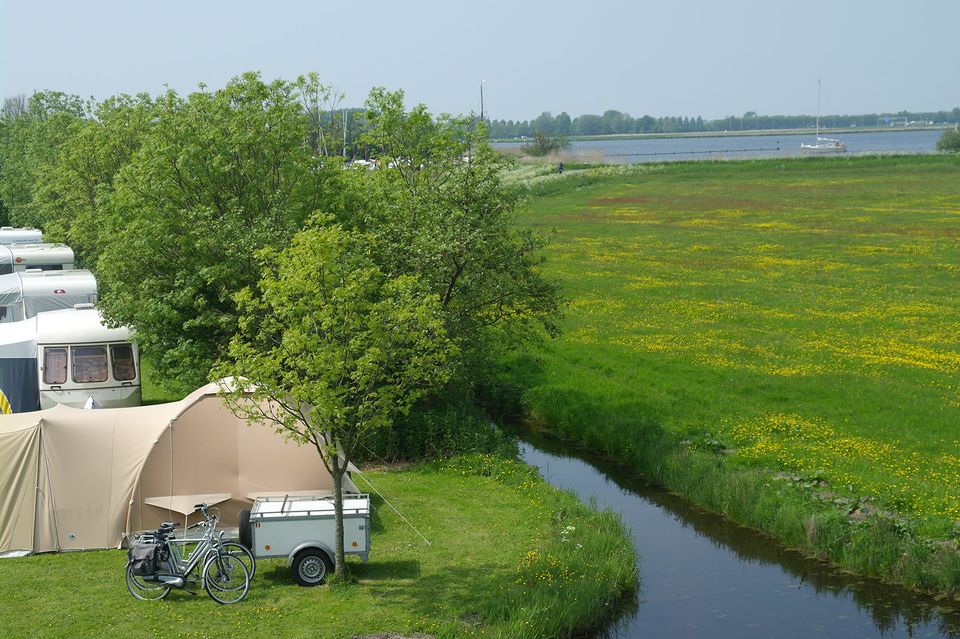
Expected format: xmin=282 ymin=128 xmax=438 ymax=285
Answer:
xmin=523 ymin=132 xmax=571 ymax=157
xmin=936 ymin=127 xmax=960 ymax=152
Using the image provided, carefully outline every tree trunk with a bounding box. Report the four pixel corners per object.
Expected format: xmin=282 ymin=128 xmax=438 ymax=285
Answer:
xmin=331 ymin=454 xmax=346 ymax=579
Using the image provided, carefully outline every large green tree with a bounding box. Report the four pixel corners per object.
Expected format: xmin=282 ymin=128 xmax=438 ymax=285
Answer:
xmin=351 ymin=89 xmax=561 ymax=385
xmin=215 ymin=221 xmax=453 ymax=579
xmin=30 ymin=94 xmax=157 ymax=264
xmin=96 ymin=72 xmax=342 ymax=389
xmin=0 ymin=91 xmax=86 ymax=228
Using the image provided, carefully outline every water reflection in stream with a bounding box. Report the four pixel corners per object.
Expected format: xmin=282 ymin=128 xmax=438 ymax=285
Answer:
xmin=520 ymin=434 xmax=960 ymax=638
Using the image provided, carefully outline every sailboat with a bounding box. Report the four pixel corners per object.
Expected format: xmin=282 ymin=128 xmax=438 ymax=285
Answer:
xmin=800 ymin=80 xmax=847 ymax=155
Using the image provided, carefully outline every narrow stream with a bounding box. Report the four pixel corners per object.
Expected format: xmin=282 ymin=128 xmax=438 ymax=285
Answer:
xmin=520 ymin=434 xmax=960 ymax=639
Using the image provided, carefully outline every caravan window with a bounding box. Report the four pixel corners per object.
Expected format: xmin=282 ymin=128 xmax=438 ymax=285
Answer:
xmin=72 ymin=346 xmax=108 ymax=383
xmin=111 ymin=344 xmax=137 ymax=381
xmin=43 ymin=347 xmax=68 ymax=384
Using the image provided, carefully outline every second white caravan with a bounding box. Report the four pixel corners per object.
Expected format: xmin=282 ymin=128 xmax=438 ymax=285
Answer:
xmin=0 ymin=269 xmax=98 ymax=323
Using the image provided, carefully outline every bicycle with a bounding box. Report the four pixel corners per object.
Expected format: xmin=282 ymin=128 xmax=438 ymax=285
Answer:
xmin=189 ymin=506 xmax=257 ymax=580
xmin=126 ymin=503 xmax=250 ymax=604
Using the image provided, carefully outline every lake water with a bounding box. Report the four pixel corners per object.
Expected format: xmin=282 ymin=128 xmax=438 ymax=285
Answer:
xmin=521 ymin=435 xmax=960 ymax=639
xmin=495 ymin=129 xmax=943 ymax=164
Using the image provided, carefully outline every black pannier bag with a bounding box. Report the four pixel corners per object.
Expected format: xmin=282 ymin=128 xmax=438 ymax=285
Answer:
xmin=128 ymin=541 xmax=160 ymax=576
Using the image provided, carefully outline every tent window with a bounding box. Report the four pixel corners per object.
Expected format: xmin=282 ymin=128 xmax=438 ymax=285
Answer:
xmin=72 ymin=345 xmax=108 ymax=383
xmin=43 ymin=347 xmax=68 ymax=384
xmin=111 ymin=344 xmax=137 ymax=381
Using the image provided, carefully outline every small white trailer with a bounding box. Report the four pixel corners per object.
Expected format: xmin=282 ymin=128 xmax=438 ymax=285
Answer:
xmin=242 ymin=494 xmax=371 ymax=586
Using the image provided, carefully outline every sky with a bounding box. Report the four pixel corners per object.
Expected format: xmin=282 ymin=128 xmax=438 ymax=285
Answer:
xmin=1 ymin=0 xmax=958 ymax=122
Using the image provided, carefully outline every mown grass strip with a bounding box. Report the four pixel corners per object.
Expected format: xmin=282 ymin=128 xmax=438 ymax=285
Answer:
xmin=0 ymin=454 xmax=636 ymax=639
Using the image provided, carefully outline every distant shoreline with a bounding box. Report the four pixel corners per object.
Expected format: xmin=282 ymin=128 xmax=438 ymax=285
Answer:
xmin=493 ymin=124 xmax=950 ymax=144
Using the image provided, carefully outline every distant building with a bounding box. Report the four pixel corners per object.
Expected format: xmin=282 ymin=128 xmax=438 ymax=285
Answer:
xmin=877 ymin=116 xmax=908 ymax=127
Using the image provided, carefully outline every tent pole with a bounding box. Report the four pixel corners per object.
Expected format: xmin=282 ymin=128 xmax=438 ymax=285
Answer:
xmin=168 ymin=420 xmax=174 ymax=526
xmin=32 ymin=419 xmax=43 ymax=554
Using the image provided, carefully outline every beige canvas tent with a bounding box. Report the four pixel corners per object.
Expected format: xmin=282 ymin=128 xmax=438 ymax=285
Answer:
xmin=0 ymin=381 xmax=356 ymax=555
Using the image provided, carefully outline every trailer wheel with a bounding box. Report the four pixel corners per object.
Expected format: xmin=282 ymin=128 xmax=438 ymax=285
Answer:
xmin=238 ymin=509 xmax=252 ymax=550
xmin=291 ymin=549 xmax=333 ymax=586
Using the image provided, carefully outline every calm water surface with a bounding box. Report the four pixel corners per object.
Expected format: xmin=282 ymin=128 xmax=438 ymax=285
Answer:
xmin=495 ymin=128 xmax=943 ymax=163
xmin=520 ymin=435 xmax=960 ymax=638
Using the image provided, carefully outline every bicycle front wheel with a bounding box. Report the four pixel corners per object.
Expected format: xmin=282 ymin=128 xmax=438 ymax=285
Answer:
xmin=125 ymin=566 xmax=171 ymax=601
xmin=220 ymin=541 xmax=257 ymax=580
xmin=202 ymin=552 xmax=250 ymax=604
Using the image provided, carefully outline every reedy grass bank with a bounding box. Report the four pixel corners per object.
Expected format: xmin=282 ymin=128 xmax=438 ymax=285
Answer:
xmin=1 ymin=454 xmax=636 ymax=639
xmin=503 ymin=154 xmax=960 ymax=598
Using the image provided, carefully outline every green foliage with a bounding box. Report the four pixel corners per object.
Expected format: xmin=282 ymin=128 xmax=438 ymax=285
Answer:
xmin=0 ymin=120 xmax=7 ymax=226
xmin=0 ymin=75 xmax=563 ymax=463
xmin=29 ymin=94 xmax=157 ymax=264
xmin=214 ymin=221 xmax=454 ymax=575
xmin=332 ymin=90 xmax=563 ymax=458
xmin=216 ymin=221 xmax=454 ymax=462
xmin=95 ymin=72 xmax=341 ymax=387
xmin=522 ymin=131 xmax=570 ymax=156
xmin=354 ymin=89 xmax=562 ymax=379
xmin=359 ymin=398 xmax=518 ymax=462
xmin=937 ymin=127 xmax=960 ymax=152
xmin=0 ymin=91 xmax=87 ymax=227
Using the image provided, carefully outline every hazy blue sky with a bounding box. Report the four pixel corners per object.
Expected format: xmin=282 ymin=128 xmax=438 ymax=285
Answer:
xmin=2 ymin=0 xmax=958 ymax=121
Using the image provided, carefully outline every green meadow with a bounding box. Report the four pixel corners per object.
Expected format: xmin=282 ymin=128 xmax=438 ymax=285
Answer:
xmin=511 ymin=154 xmax=960 ymax=590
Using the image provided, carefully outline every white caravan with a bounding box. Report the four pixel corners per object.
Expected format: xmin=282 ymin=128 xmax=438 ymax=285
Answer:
xmin=0 ymin=305 xmax=140 ymax=412
xmin=37 ymin=306 xmax=140 ymax=409
xmin=0 ymin=269 xmax=98 ymax=323
xmin=0 ymin=227 xmax=43 ymax=244
xmin=0 ymin=243 xmax=76 ymax=274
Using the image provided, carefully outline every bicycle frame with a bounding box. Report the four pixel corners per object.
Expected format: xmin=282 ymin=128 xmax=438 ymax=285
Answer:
xmin=154 ymin=533 xmax=219 ymax=582
xmin=145 ymin=508 xmax=224 ymax=584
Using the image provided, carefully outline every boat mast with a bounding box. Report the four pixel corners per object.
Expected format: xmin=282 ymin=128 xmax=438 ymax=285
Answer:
xmin=816 ymin=79 xmax=821 ymax=139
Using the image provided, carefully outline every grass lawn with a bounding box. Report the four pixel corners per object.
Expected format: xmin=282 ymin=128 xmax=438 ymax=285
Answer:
xmin=0 ymin=455 xmax=635 ymax=639
xmin=513 ymin=155 xmax=960 ymax=539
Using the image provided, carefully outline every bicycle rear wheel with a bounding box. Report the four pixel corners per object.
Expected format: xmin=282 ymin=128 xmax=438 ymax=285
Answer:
xmin=125 ymin=566 xmax=171 ymax=601
xmin=202 ymin=552 xmax=250 ymax=604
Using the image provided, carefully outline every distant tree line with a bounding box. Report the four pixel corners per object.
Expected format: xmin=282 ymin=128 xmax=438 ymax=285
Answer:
xmin=487 ymin=108 xmax=960 ymax=138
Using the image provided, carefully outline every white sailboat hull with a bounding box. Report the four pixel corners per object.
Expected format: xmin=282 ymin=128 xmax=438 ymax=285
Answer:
xmin=800 ymin=138 xmax=847 ymax=155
